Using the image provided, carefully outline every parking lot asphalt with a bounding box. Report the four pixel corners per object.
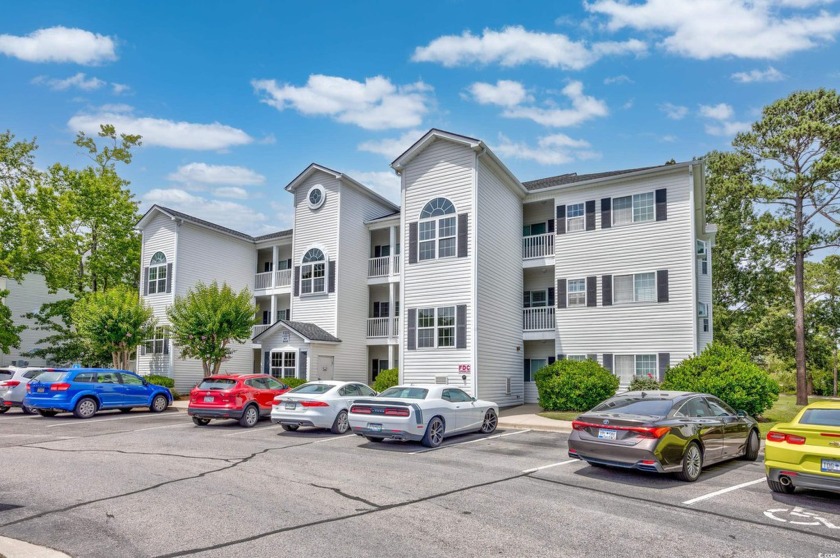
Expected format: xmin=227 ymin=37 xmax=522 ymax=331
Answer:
xmin=1 ymin=407 xmax=839 ymax=558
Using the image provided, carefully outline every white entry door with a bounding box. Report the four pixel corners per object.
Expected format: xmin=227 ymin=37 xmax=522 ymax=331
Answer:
xmin=316 ymin=356 xmax=334 ymax=381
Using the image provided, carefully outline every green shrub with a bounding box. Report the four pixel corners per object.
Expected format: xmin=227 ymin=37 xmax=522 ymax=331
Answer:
xmin=662 ymin=343 xmax=779 ymax=417
xmin=765 ymin=354 xmax=796 ymax=394
xmin=809 ymin=368 xmax=834 ymax=396
xmin=372 ymin=368 xmax=399 ymax=393
xmin=535 ymin=359 xmax=619 ymax=412
xmin=629 ymin=375 xmax=661 ymax=391
xmin=280 ymin=377 xmax=307 ymax=389
xmin=145 ymin=374 xmax=174 ymax=388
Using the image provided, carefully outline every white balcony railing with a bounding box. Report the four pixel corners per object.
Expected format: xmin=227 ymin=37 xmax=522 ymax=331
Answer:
xmin=256 ymin=269 xmax=292 ymax=290
xmin=522 ymin=233 xmax=555 ymax=260
xmin=274 ymin=269 xmax=291 ymax=287
xmin=368 ymin=256 xmax=390 ymax=278
xmin=393 ymin=254 xmax=400 ymax=274
xmin=523 ymin=307 xmax=555 ymax=331
xmin=255 ymin=272 xmax=273 ymax=290
xmin=367 ymin=317 xmax=391 ymax=337
xmin=252 ymin=324 xmax=272 ymax=338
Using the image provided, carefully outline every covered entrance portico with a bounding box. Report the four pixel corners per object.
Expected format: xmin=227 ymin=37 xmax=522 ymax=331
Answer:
xmin=252 ymin=320 xmax=341 ymax=381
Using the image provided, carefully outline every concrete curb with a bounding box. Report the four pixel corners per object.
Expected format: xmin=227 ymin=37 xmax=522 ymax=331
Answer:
xmin=0 ymin=536 xmax=71 ymax=558
xmin=498 ymin=419 xmax=572 ymax=434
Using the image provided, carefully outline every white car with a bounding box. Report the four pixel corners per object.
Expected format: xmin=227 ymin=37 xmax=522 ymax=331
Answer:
xmin=271 ymin=381 xmax=377 ymax=434
xmin=347 ymin=384 xmax=499 ymax=447
xmin=0 ymin=367 xmax=50 ymax=414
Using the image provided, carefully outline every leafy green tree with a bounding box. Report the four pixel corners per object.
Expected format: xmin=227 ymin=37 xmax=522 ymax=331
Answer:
xmin=167 ymin=281 xmax=258 ymax=377
xmin=0 ymin=289 xmax=25 ymax=353
xmin=22 ymin=299 xmax=111 ymax=366
xmin=71 ymin=285 xmax=156 ymax=369
xmin=807 ymin=255 xmax=840 ymax=396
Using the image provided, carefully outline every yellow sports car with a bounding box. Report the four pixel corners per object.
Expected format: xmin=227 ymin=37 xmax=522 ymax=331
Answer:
xmin=765 ymin=400 xmax=840 ymax=494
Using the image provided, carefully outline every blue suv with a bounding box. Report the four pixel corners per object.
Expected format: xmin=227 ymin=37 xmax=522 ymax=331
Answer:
xmin=24 ymin=368 xmax=172 ymax=418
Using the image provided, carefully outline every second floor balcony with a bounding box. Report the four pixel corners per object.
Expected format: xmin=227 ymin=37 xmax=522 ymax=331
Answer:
xmin=255 ymin=269 xmax=292 ymax=291
xmin=368 ymin=255 xmax=401 ymax=279
xmin=523 ymin=307 xmax=555 ymax=331
xmin=366 ymin=317 xmax=399 ymax=338
xmin=522 ymin=233 xmax=555 ymax=260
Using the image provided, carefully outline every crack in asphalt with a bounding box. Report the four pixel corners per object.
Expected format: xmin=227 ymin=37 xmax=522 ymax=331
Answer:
xmin=309 ymin=483 xmax=382 ymax=509
xmin=21 ymin=446 xmax=238 ymax=463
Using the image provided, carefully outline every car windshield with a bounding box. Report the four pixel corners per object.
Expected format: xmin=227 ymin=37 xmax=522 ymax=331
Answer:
xmin=378 ymin=387 xmax=428 ymax=400
xmin=198 ymin=379 xmax=237 ymax=390
xmin=289 ymin=383 xmax=334 ymax=394
xmin=0 ymin=370 xmax=12 ymax=381
xmin=591 ymin=396 xmax=673 ymax=417
xmin=799 ymin=409 xmax=840 ymax=427
xmin=34 ymin=371 xmax=67 ymax=383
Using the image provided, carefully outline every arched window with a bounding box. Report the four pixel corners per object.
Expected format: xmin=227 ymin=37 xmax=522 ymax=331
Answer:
xmin=148 ymin=252 xmax=167 ymax=294
xmin=418 ymin=198 xmax=456 ymax=261
xmin=301 ymin=248 xmax=326 ymax=294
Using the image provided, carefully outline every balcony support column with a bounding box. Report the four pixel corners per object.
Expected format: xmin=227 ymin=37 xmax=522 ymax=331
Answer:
xmin=270 ymin=294 xmax=277 ymax=324
xmin=389 ymin=226 xmax=396 ymax=275
xmin=388 ymin=282 xmax=395 ymax=337
xmin=388 ymin=344 xmax=394 ymax=371
xmin=271 ymin=245 xmax=280 ymax=288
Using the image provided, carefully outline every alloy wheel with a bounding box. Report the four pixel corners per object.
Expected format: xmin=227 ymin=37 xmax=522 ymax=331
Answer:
xmin=429 ymin=418 xmax=444 ymax=445
xmin=337 ymin=411 xmax=349 ymax=433
xmin=481 ymin=410 xmax=498 ymax=433
xmin=77 ymin=399 xmax=96 ymax=418
xmin=685 ymin=445 xmax=702 ymax=480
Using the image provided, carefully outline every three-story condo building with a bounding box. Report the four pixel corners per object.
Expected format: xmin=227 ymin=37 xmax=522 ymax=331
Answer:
xmin=136 ymin=129 xmax=714 ymax=405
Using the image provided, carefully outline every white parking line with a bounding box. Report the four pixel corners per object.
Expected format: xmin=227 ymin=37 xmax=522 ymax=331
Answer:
xmin=222 ymin=425 xmax=277 ymax=437
xmin=0 ymin=414 xmax=44 ymax=421
xmin=129 ymin=423 xmax=194 ymax=433
xmin=312 ymin=434 xmax=355 ymax=443
xmin=409 ymin=429 xmax=531 ymax=454
xmin=682 ymin=478 xmax=766 ymax=505
xmin=522 ymin=459 xmax=579 ymax=473
xmin=46 ymin=414 xmax=171 ymax=428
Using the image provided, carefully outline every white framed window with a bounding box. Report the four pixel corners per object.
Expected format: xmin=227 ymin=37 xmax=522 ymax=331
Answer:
xmin=613 ymin=193 xmax=655 ymax=226
xmin=417 ymin=306 xmax=456 ymax=349
xmin=567 ymin=279 xmax=586 ymax=307
xmin=418 ymin=197 xmax=457 ymax=261
xmin=270 ymin=351 xmax=296 ymax=378
xmin=697 ymin=302 xmax=709 ymax=318
xmin=702 ymin=318 xmax=710 ymax=333
xmin=697 ymin=240 xmax=709 ymax=275
xmin=524 ymin=290 xmax=548 ymax=308
xmin=615 ymin=354 xmax=657 ymax=383
xmin=301 ymin=248 xmax=326 ymax=295
xmin=566 ymin=203 xmax=585 ymax=232
xmin=525 ymin=358 xmax=548 ymax=382
xmin=523 ymin=222 xmax=547 ymax=236
xmin=613 ymin=272 xmax=656 ymax=304
xmin=147 ymin=252 xmax=167 ymax=294
xmin=143 ymin=327 xmax=169 ymax=355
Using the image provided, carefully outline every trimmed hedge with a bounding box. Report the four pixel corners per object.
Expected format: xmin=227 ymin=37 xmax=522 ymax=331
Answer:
xmin=281 ymin=377 xmax=307 ymax=389
xmin=629 ymin=376 xmax=661 ymax=391
xmin=535 ymin=359 xmax=619 ymax=412
xmin=661 ymin=343 xmax=779 ymax=417
xmin=372 ymin=368 xmax=399 ymax=393
xmin=145 ymin=374 xmax=174 ymax=388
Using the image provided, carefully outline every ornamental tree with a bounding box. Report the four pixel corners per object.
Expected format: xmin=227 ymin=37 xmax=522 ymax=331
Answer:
xmin=166 ymin=281 xmax=258 ymax=377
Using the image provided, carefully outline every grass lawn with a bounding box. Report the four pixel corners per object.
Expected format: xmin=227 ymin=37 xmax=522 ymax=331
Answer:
xmin=538 ymin=411 xmax=581 ymax=421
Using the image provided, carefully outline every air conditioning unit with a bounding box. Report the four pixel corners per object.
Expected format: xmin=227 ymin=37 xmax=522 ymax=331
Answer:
xmin=697 ymin=302 xmax=709 ymax=318
xmin=435 ymin=375 xmax=448 ymax=385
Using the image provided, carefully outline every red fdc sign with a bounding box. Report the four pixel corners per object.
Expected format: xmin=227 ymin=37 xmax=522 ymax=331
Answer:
xmin=458 ymin=364 xmax=471 ymax=373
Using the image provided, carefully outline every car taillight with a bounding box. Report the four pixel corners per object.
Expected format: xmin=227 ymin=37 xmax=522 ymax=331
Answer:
xmin=786 ymin=434 xmax=806 ymax=445
xmin=384 ymin=408 xmax=410 ymax=417
xmin=300 ymin=401 xmax=329 ymax=407
xmin=26 ymin=383 xmax=32 ymax=392
xmin=0 ymin=380 xmax=20 ymax=387
xmin=572 ymin=420 xmax=587 ymax=431
xmin=571 ymin=420 xmax=669 ymax=438
xmin=50 ymin=383 xmax=71 ymax=391
xmin=767 ymin=431 xmax=806 ymax=444
xmin=351 ymin=405 xmax=372 ymax=414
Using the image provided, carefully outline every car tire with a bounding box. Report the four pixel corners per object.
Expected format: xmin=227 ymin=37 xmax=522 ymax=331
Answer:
xmin=150 ymin=394 xmax=168 ymax=413
xmin=741 ymin=430 xmax=760 ymax=461
xmin=676 ymin=442 xmax=703 ymax=482
xmin=73 ymin=397 xmax=98 ymax=419
xmin=37 ymin=410 xmax=58 ymax=417
xmin=281 ymin=424 xmax=299 ymax=431
xmin=0 ymin=407 xmax=9 ymax=414
xmin=119 ymin=408 xmax=133 ymax=413
xmin=239 ymin=404 xmax=259 ymax=428
xmin=421 ymin=416 xmax=445 ymax=448
xmin=365 ymin=436 xmax=385 ymax=443
xmin=192 ymin=417 xmax=210 ymax=426
xmin=767 ymin=477 xmax=795 ymax=494
xmin=480 ymin=409 xmax=498 ymax=434
xmin=331 ymin=410 xmax=349 ymax=434
xmin=21 ymin=404 xmax=37 ymax=415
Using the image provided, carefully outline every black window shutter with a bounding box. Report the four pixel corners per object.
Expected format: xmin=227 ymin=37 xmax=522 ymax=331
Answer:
xmin=547 ymin=219 xmax=555 ymax=233
xmin=557 ymin=354 xmax=566 ymax=360
xmin=408 ymin=222 xmax=418 ymax=264
xmin=587 ymin=353 xmax=597 ymax=361
xmin=373 ymin=302 xmax=380 ymax=318
xmin=658 ymin=353 xmax=670 ymax=381
xmin=655 ymin=189 xmax=667 ymax=221
xmin=407 ymin=309 xmax=416 ymax=350
xmin=293 ymin=266 xmax=300 ymax=296
xmin=548 ymin=356 xmax=556 ymax=364
xmin=264 ymin=352 xmax=270 ymax=374
xmin=586 ymin=276 xmax=597 ymax=307
xmin=286 ymin=258 xmax=292 ymax=269
xmin=456 ymin=304 xmax=467 ymax=349
xmin=557 ymin=279 xmax=567 ymax=309
xmin=140 ymin=344 xmax=146 ymax=356
xmin=602 ymin=353 xmax=613 ymax=373
xmin=165 ymin=263 xmax=173 ymax=293
xmin=547 ymin=287 xmax=555 ymax=307
xmin=523 ymin=359 xmax=530 ymax=383
xmin=457 ymin=213 xmax=468 ymax=258
xmin=602 ymin=275 xmax=612 ymax=306
xmin=163 ymin=341 xmax=169 ymax=355
xmin=328 ymin=260 xmax=336 ymax=293
xmin=142 ymin=267 xmax=149 ymax=296
xmin=523 ymin=292 xmax=530 ymax=308
xmin=601 ymin=198 xmax=611 ymax=229
xmin=285 ymin=309 xmax=290 ymax=320
xmin=374 ymin=245 xmax=382 ymax=258
xmin=299 ymin=351 xmax=307 ymax=380
xmin=585 ymin=200 xmax=596 ymax=231
xmin=657 ymin=269 xmax=669 ymax=302
xmin=556 ymin=205 xmax=566 ymax=235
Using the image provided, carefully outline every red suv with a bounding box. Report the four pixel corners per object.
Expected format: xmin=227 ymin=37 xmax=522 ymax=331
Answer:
xmin=188 ymin=374 xmax=290 ymax=428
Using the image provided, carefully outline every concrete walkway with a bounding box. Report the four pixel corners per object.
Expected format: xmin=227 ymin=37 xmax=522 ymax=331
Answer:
xmin=498 ymin=404 xmax=573 ymax=433
xmin=0 ymin=536 xmax=71 ymax=558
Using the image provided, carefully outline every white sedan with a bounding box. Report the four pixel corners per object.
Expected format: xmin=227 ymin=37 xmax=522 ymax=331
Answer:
xmin=347 ymin=384 xmax=499 ymax=447
xmin=271 ymin=381 xmax=377 ymax=434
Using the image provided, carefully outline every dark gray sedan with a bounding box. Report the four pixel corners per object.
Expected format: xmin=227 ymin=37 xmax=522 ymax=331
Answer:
xmin=568 ymin=391 xmax=760 ymax=481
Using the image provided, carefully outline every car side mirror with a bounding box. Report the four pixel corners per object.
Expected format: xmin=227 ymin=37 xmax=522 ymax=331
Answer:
xmin=142 ymin=380 xmax=149 ymax=386
xmin=736 ymin=410 xmax=746 ymax=417
xmin=471 ymin=397 xmax=476 ymax=402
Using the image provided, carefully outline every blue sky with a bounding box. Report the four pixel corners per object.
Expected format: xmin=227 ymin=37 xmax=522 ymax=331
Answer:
xmin=2 ymin=0 xmax=839 ymax=235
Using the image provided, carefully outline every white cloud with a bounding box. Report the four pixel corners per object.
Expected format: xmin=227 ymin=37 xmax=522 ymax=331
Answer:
xmin=112 ymin=83 xmax=130 ymax=95
xmin=357 ymin=129 xmax=425 ymax=159
xmin=465 ymin=80 xmax=532 ymax=107
xmin=699 ymin=103 xmax=735 ymax=120
xmin=348 ymin=170 xmax=401 ymax=203
xmin=660 ymin=134 xmax=678 ymax=143
xmin=660 ymin=102 xmax=689 ymax=120
xmin=68 ymin=105 xmax=253 ymax=150
xmin=213 ymin=186 xmax=249 ymax=199
xmin=252 ymin=75 xmax=432 ymax=130
xmin=586 ymin=0 xmax=840 ymax=59
xmin=501 ymin=81 xmax=608 ymax=127
xmin=32 ymin=72 xmax=105 ymax=91
xmin=0 ymin=26 xmax=117 ymax=64
xmin=604 ymin=74 xmax=633 ymax=85
xmin=412 ymin=26 xmax=646 ymax=69
xmin=731 ymin=66 xmax=785 ymax=83
xmin=494 ymin=133 xmax=600 ymax=165
xmin=168 ymin=163 xmax=266 ymax=186
xmin=705 ymin=121 xmax=752 ymax=136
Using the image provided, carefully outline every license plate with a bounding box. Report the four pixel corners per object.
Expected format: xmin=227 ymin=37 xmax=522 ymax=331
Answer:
xmin=203 ymin=396 xmax=214 ymax=403
xmin=368 ymin=423 xmax=382 ymax=432
xmin=598 ymin=429 xmax=617 ymax=440
xmin=821 ymin=459 xmax=840 ymax=473
xmin=37 ymin=388 xmax=45 ymax=393
xmin=285 ymin=402 xmax=296 ymax=410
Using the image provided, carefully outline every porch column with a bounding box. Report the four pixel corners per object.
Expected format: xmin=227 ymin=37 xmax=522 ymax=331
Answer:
xmin=388 ymin=282 xmax=395 ymax=337
xmin=387 ymin=344 xmax=394 ymax=370
xmin=389 ymin=226 xmax=396 ymax=275
xmin=270 ymin=294 xmax=277 ymax=324
xmin=271 ymin=245 xmax=280 ymax=287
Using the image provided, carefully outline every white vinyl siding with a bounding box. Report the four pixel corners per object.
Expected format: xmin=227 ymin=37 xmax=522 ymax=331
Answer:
xmin=0 ymin=274 xmax=69 ymax=367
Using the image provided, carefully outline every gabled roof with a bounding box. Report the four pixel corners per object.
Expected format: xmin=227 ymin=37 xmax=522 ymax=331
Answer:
xmin=522 ymin=162 xmax=693 ymax=192
xmin=364 ymin=210 xmax=401 ymax=225
xmin=136 ymin=205 xmax=291 ymax=244
xmin=284 ymin=163 xmax=399 ymax=212
xmin=253 ymin=320 xmax=341 ymax=344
